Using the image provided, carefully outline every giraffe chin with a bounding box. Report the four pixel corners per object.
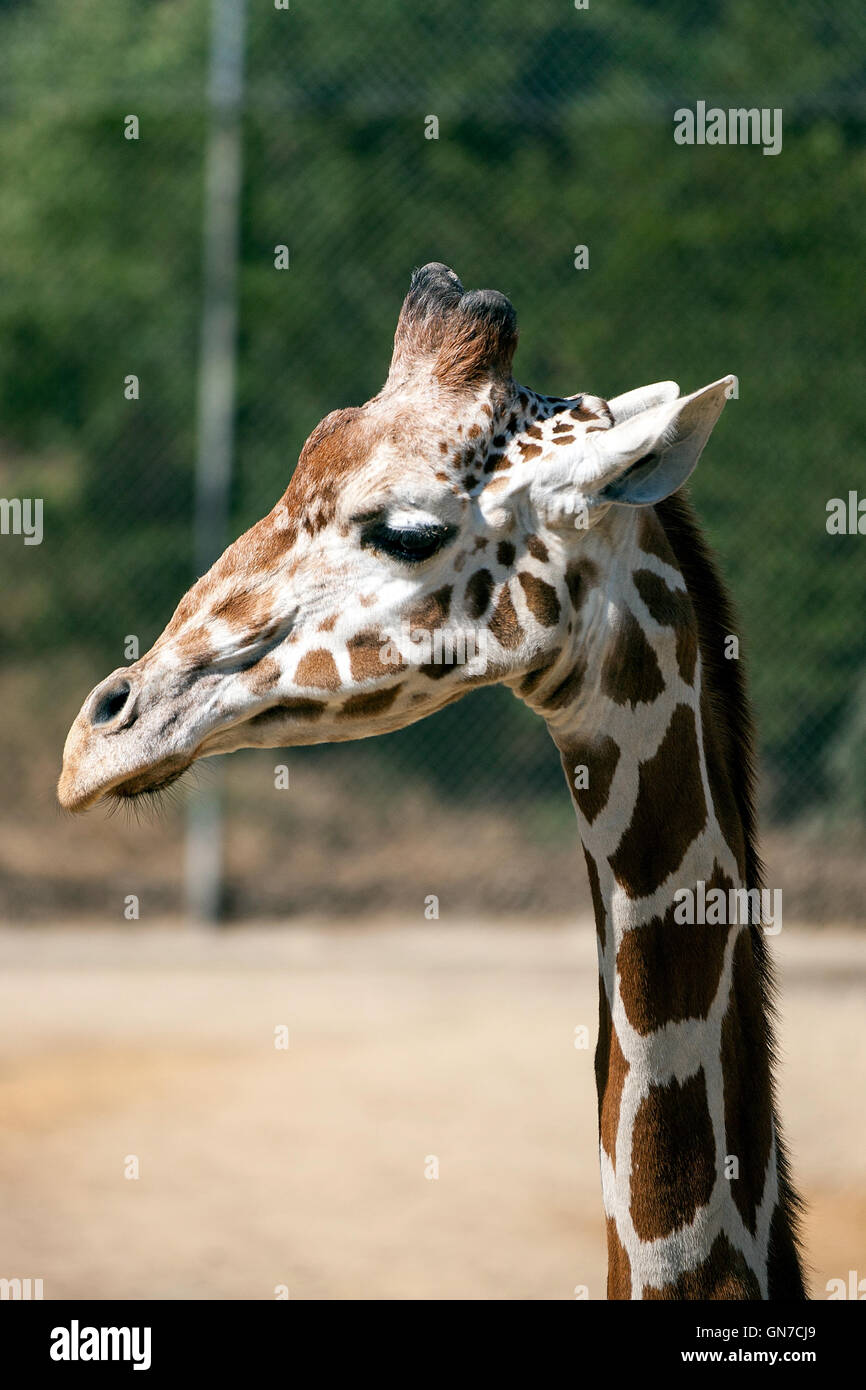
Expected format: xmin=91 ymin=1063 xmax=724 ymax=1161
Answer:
xmin=57 ymin=753 xmax=197 ymax=812
xmin=107 ymin=760 xmax=194 ymax=804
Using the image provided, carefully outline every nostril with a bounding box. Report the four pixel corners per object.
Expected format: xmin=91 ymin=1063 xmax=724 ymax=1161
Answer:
xmin=91 ymin=681 xmax=132 ymax=727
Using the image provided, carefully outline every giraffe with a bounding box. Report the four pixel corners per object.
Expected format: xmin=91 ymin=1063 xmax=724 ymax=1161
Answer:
xmin=58 ymin=263 xmax=806 ymax=1300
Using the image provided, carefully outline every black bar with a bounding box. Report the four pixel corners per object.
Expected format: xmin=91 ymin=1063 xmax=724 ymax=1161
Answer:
xmin=4 ymin=1298 xmax=860 ymax=1376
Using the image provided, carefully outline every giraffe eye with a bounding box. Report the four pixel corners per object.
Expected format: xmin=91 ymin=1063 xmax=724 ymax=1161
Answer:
xmin=361 ymin=519 xmax=456 ymax=564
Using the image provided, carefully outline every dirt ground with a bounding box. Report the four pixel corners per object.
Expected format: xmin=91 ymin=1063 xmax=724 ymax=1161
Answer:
xmin=0 ymin=920 xmax=863 ymax=1301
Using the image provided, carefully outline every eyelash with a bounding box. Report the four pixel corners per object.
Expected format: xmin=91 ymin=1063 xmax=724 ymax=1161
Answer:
xmin=360 ymin=519 xmax=456 ymax=564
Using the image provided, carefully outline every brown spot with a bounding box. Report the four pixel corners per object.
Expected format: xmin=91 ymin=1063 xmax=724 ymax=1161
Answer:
xmin=488 ymin=584 xmax=523 ymax=650
xmin=473 ymin=536 xmax=488 ymax=551
xmin=617 ymin=863 xmax=733 ymax=1035
xmin=596 ymin=983 xmax=628 ymax=1168
xmin=175 ymin=626 xmax=217 ymax=670
xmin=248 ymin=698 xmax=325 ymax=726
xmin=583 ymin=848 xmax=606 ymax=951
xmin=721 ymin=929 xmax=774 ymax=1235
xmin=637 ymin=507 xmax=679 ymax=566
xmin=210 ymin=589 xmax=274 ymax=629
xmin=245 ymin=655 xmax=282 ymax=694
xmin=347 ymin=629 xmax=404 ymax=681
xmin=630 ymin=1069 xmax=716 ymax=1241
xmin=417 ymin=628 xmax=479 ymax=680
xmin=570 ymin=401 xmax=605 ymax=422
xmin=286 ymin=407 xmax=365 ymax=532
xmin=406 ymin=585 xmax=452 ymax=631
xmin=517 ymin=441 xmax=542 ymax=461
xmin=609 ymin=704 xmax=707 ymax=898
xmin=558 ymin=735 xmax=620 ymax=823
xmin=525 ymin=533 xmax=549 ymax=563
xmin=633 ymin=569 xmax=698 ymax=684
xmin=518 ymin=647 xmax=561 ymax=697
xmin=249 ymin=516 xmax=300 ymax=570
xmin=600 ymin=609 xmax=665 ymax=707
xmin=465 ymin=568 xmax=494 ymax=620
xmin=643 ymin=1231 xmax=761 ymax=1300
xmin=517 ymin=571 xmax=560 ymax=627
xmin=294 ymin=648 xmax=340 ymax=691
xmin=497 ymin=540 xmax=515 ymax=567
xmin=318 ymin=614 xmax=338 ymax=632
xmin=632 ymin=568 xmax=686 ymax=625
xmin=606 ymin=1218 xmax=632 ymax=1300
xmin=552 ymin=420 xmax=573 ymax=434
xmin=565 ymin=557 xmax=598 ymax=614
xmin=338 ymin=685 xmax=403 ymax=719
xmin=539 ymin=657 xmax=586 ymax=710
xmin=675 ymin=627 xmax=698 ymax=685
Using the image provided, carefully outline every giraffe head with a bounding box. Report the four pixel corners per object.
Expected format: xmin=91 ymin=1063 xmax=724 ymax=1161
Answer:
xmin=58 ymin=264 xmax=732 ymax=810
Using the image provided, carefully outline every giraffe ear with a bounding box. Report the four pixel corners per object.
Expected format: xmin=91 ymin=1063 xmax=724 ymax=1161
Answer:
xmin=607 ymin=380 xmax=680 ymax=423
xmin=589 ymin=376 xmax=734 ymax=506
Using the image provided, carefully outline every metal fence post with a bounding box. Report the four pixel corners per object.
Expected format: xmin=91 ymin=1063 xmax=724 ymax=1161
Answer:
xmin=185 ymin=0 xmax=247 ymax=925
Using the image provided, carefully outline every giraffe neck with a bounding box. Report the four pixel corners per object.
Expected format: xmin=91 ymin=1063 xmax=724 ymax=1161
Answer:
xmin=521 ymin=502 xmax=804 ymax=1299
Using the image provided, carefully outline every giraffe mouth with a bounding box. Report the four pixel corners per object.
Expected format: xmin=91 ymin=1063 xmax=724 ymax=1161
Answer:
xmin=57 ymin=715 xmax=199 ymax=810
xmin=107 ymin=758 xmax=195 ymax=805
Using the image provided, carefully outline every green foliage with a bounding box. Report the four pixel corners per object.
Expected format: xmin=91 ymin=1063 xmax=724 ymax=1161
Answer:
xmin=0 ymin=0 xmax=863 ymax=818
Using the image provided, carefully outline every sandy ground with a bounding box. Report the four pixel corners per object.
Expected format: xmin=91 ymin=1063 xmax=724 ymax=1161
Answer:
xmin=0 ymin=920 xmax=863 ymax=1301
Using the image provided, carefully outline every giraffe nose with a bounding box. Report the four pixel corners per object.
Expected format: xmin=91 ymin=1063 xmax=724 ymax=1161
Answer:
xmin=85 ymin=674 xmax=137 ymax=730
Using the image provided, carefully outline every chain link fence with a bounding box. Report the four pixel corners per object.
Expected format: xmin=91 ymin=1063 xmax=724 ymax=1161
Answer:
xmin=1 ymin=0 xmax=864 ymax=922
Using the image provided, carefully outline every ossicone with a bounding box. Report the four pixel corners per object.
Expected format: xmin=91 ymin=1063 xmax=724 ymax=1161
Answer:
xmin=389 ymin=262 xmax=518 ymax=389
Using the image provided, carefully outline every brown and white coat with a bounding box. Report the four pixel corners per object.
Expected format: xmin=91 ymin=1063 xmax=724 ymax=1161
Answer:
xmin=59 ymin=264 xmax=806 ymax=1300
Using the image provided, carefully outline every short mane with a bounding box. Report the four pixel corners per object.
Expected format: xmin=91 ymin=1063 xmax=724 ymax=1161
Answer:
xmin=655 ymin=491 xmax=808 ymax=1299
